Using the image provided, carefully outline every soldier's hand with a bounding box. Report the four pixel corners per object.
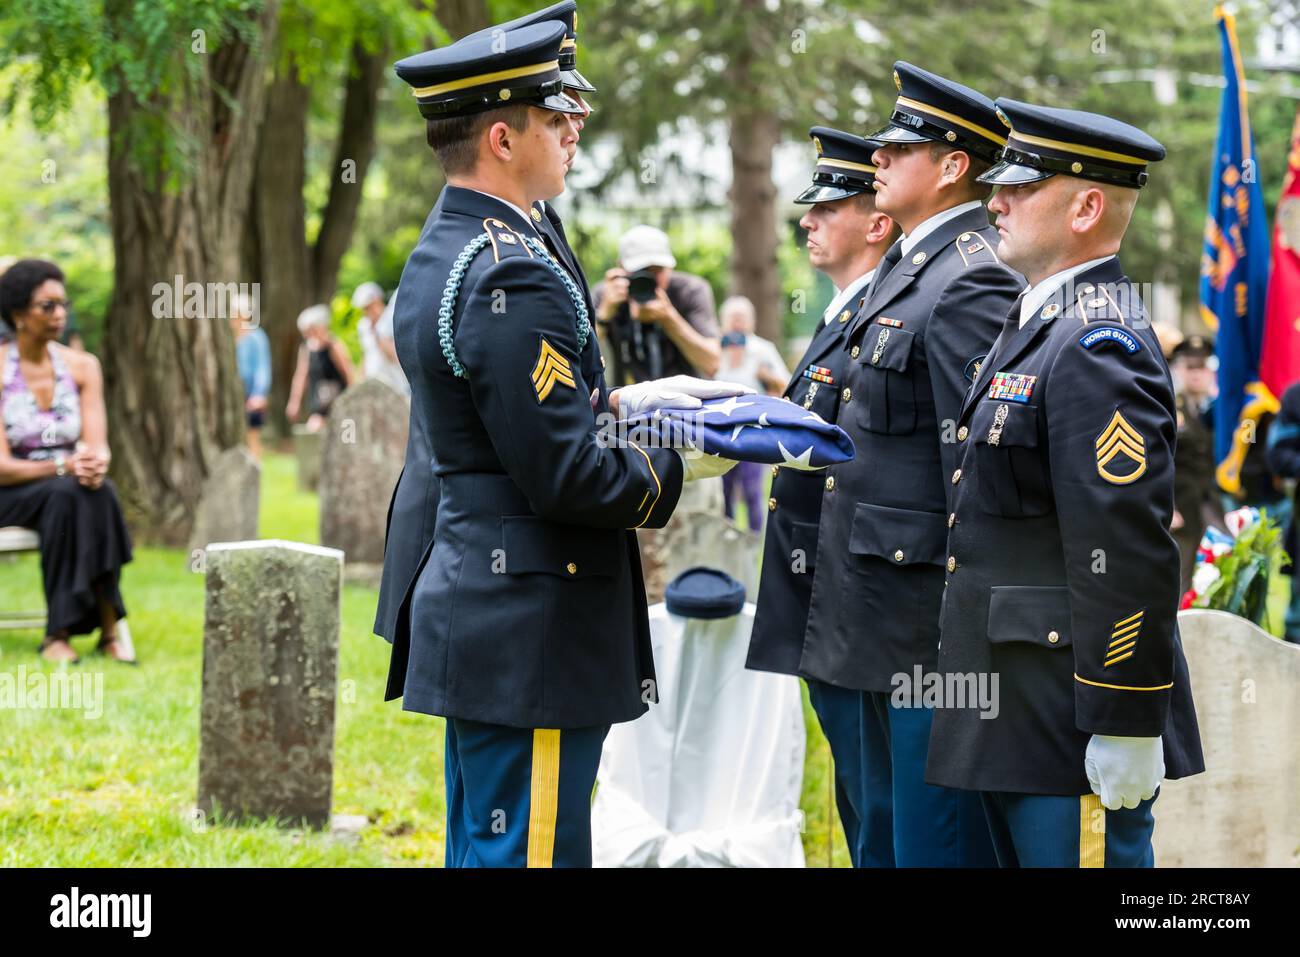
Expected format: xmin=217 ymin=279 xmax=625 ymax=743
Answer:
xmin=677 ymin=448 xmax=739 ymax=482
xmin=1084 ymin=734 xmax=1164 ymax=811
xmin=611 ymin=375 xmax=755 ymax=418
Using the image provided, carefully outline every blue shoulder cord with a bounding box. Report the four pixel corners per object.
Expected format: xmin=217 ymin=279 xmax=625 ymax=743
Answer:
xmin=438 ymin=234 xmax=590 ymax=379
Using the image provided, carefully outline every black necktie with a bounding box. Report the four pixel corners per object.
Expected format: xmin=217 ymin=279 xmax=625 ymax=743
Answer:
xmin=874 ymin=240 xmax=903 ymax=286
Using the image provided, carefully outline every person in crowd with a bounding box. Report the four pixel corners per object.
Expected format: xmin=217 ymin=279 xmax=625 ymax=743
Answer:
xmin=592 ymin=225 xmax=722 ymax=384
xmin=352 ymin=282 xmax=409 ymax=398
xmin=230 ymin=293 xmax=271 ymax=461
xmin=717 ymin=295 xmax=789 ymax=531
xmin=1267 ymin=378 xmax=1300 ymax=644
xmin=0 ymin=259 xmax=134 ymax=664
xmin=1168 ymin=335 xmax=1217 ymax=595
xmin=286 ymin=303 xmax=354 ymax=432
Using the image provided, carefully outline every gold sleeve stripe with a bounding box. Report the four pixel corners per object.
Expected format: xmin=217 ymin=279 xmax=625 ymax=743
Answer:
xmin=1078 ymin=794 xmax=1106 ymax=868
xmin=628 ymin=441 xmax=662 ymax=529
xmin=1113 ymin=610 xmax=1144 ymax=629
xmin=1103 ymin=651 xmax=1136 ymax=667
xmin=526 ymin=728 xmax=561 ymax=868
xmin=1074 ymin=673 xmax=1173 ymax=692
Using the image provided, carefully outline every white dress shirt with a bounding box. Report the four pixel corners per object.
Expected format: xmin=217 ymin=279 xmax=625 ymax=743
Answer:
xmin=822 ymin=269 xmax=876 ymax=325
xmin=899 ymin=200 xmax=984 ymax=259
xmin=1018 ymin=255 xmax=1116 ymax=328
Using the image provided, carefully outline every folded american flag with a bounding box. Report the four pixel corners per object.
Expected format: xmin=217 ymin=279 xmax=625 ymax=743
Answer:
xmin=624 ymin=394 xmax=855 ymax=470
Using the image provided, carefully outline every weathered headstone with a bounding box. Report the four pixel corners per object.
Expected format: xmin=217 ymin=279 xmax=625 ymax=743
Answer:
xmin=198 ymin=540 xmax=343 ymax=828
xmin=318 ymin=378 xmax=409 ymax=579
xmin=1151 ymin=609 xmax=1300 ymax=866
xmin=293 ymin=424 xmax=323 ymax=492
xmin=186 ymin=447 xmax=260 ymax=567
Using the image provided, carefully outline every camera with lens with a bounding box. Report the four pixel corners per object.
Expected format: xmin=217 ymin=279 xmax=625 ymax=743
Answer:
xmin=627 ymin=268 xmax=659 ymax=304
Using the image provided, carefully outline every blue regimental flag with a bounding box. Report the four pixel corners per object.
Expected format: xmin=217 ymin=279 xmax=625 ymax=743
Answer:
xmin=1201 ymin=4 xmax=1275 ymax=495
xmin=625 ymin=394 xmax=855 ymax=469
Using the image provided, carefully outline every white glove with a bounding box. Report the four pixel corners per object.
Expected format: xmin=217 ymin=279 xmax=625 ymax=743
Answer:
xmin=676 ymin=448 xmax=739 ymax=482
xmin=613 ymin=375 xmax=755 ymax=418
xmin=1084 ymin=734 xmax=1164 ymax=811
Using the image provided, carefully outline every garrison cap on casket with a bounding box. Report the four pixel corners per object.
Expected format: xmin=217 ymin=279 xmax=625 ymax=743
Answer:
xmin=394 ymin=21 xmax=583 ymax=119
xmin=794 ymin=126 xmax=882 ymax=204
xmin=461 ymin=1 xmax=596 ymax=94
xmin=868 ymin=61 xmax=1007 ymax=164
xmin=978 ymin=99 xmax=1166 ymax=188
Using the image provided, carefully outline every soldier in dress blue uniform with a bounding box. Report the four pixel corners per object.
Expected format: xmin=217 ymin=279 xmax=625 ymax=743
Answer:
xmin=746 ymin=127 xmax=898 ymax=866
xmin=801 ymin=63 xmax=1024 ymax=866
xmin=926 ymin=99 xmax=1205 ymax=867
xmin=385 ymin=21 xmax=739 ymax=868
xmin=373 ymin=2 xmax=597 ymax=645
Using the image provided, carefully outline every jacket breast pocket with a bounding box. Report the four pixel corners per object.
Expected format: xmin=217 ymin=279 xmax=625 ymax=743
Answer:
xmin=857 ymin=325 xmax=918 ymax=435
xmin=500 ymin=515 xmax=620 ymax=579
xmin=973 ymin=401 xmax=1051 ymax=517
xmin=987 ymin=585 xmax=1072 ymax=649
xmin=848 ymin=501 xmax=948 ymax=567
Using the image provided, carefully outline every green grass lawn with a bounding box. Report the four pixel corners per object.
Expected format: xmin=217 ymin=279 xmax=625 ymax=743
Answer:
xmin=0 ymin=453 xmax=850 ymax=866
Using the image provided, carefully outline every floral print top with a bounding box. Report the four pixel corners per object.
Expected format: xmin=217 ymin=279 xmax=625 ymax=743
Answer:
xmin=1 ymin=344 xmax=82 ymax=461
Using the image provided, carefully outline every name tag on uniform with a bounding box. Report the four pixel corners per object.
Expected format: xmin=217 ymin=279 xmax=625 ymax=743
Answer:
xmin=988 ymin=372 xmax=1037 ymax=403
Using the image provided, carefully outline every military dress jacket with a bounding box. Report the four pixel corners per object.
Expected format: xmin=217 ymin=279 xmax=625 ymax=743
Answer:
xmin=747 ymin=291 xmax=862 ymax=675
xmin=800 ymin=205 xmax=1024 ymax=692
xmin=925 ymin=256 xmax=1205 ymax=795
xmin=383 ymin=186 xmax=684 ymax=729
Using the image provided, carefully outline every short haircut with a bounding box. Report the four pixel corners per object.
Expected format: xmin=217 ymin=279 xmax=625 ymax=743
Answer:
xmin=425 ymin=104 xmax=533 ymax=176
xmin=928 ymin=142 xmax=993 ymax=201
xmin=0 ymin=258 xmax=64 ymax=329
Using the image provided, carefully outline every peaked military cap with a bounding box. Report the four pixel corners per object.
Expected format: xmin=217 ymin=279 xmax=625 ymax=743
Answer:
xmin=979 ymin=99 xmax=1166 ymax=188
xmin=869 ymin=61 xmax=1006 ymax=163
xmin=795 ymin=126 xmax=881 ymax=204
xmin=394 ymin=21 xmax=583 ymax=119
xmin=461 ymin=1 xmax=596 ymax=95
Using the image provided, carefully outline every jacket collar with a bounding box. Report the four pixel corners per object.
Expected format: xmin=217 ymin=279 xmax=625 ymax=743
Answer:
xmin=851 ymin=203 xmax=992 ymax=335
xmin=440 ymin=185 xmax=539 ymax=236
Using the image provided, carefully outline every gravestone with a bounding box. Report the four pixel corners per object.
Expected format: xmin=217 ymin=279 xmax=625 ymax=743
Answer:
xmin=186 ymin=447 xmax=260 ymax=567
xmin=198 ymin=540 xmax=343 ymax=828
xmin=294 ymin=425 xmax=323 ymax=492
xmin=660 ymin=511 xmax=761 ymax=599
xmin=1151 ymin=609 xmax=1300 ymax=866
xmin=318 ymin=378 xmax=409 ymax=579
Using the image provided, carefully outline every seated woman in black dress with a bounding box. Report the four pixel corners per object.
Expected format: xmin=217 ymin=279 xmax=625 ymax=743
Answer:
xmin=0 ymin=260 xmax=135 ymax=663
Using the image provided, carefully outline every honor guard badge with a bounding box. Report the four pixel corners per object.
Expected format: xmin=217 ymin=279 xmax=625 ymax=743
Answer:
xmin=1080 ymin=326 xmax=1141 ymax=355
xmin=988 ymin=372 xmax=1037 ymax=403
xmin=987 ymin=403 xmax=1009 ymax=445
xmin=531 ymin=336 xmax=576 ymax=403
xmin=1095 ymin=409 xmax=1147 ymax=484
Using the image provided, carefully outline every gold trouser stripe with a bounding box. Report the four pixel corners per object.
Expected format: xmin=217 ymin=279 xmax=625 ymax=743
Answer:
xmin=1074 ymin=673 xmax=1173 ymax=692
xmin=628 ymin=441 xmax=662 ymax=528
xmin=1079 ymin=794 xmax=1106 ymax=868
xmin=895 ymin=96 xmax=1008 ymax=147
xmin=1008 ymin=130 xmax=1148 ymax=166
xmin=818 ymin=157 xmax=878 ymax=174
xmin=412 ymin=60 xmax=559 ymax=98
xmin=526 ymin=729 xmax=561 ymax=868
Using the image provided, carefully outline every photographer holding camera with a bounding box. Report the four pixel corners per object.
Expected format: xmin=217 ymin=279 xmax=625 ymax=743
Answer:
xmin=593 ymin=225 xmax=721 ymax=385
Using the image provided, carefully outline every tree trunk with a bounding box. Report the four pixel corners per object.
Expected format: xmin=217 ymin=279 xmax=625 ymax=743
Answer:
xmin=102 ymin=0 xmax=280 ymax=545
xmin=725 ymin=1 xmax=782 ymax=343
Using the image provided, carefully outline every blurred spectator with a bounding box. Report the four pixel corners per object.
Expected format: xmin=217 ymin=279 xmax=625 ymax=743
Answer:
xmin=0 ymin=258 xmax=135 ymax=664
xmin=593 ymin=225 xmax=721 ymax=384
xmin=1266 ymin=378 xmax=1300 ymax=644
xmin=717 ymin=295 xmax=790 ymax=532
xmin=286 ymin=304 xmax=354 ymax=433
xmin=1169 ymin=335 xmax=1217 ymax=594
xmin=230 ymin=293 xmax=271 ymax=461
xmin=352 ymin=282 xmax=409 ymax=398
xmin=0 ymin=257 xmax=13 ymax=346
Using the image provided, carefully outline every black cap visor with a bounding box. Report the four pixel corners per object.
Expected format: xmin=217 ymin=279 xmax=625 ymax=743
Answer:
xmin=561 ymin=68 xmax=597 ymax=93
xmin=977 ymin=159 xmax=1055 ymax=186
xmin=794 ymin=183 xmax=862 ymax=204
xmin=868 ymin=122 xmax=931 ymax=145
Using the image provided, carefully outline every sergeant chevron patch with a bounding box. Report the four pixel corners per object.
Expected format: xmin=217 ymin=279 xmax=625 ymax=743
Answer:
xmin=531 ymin=337 xmax=576 ymax=403
xmin=1095 ymin=409 xmax=1147 ymax=484
xmin=1105 ymin=610 xmax=1144 ymax=667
